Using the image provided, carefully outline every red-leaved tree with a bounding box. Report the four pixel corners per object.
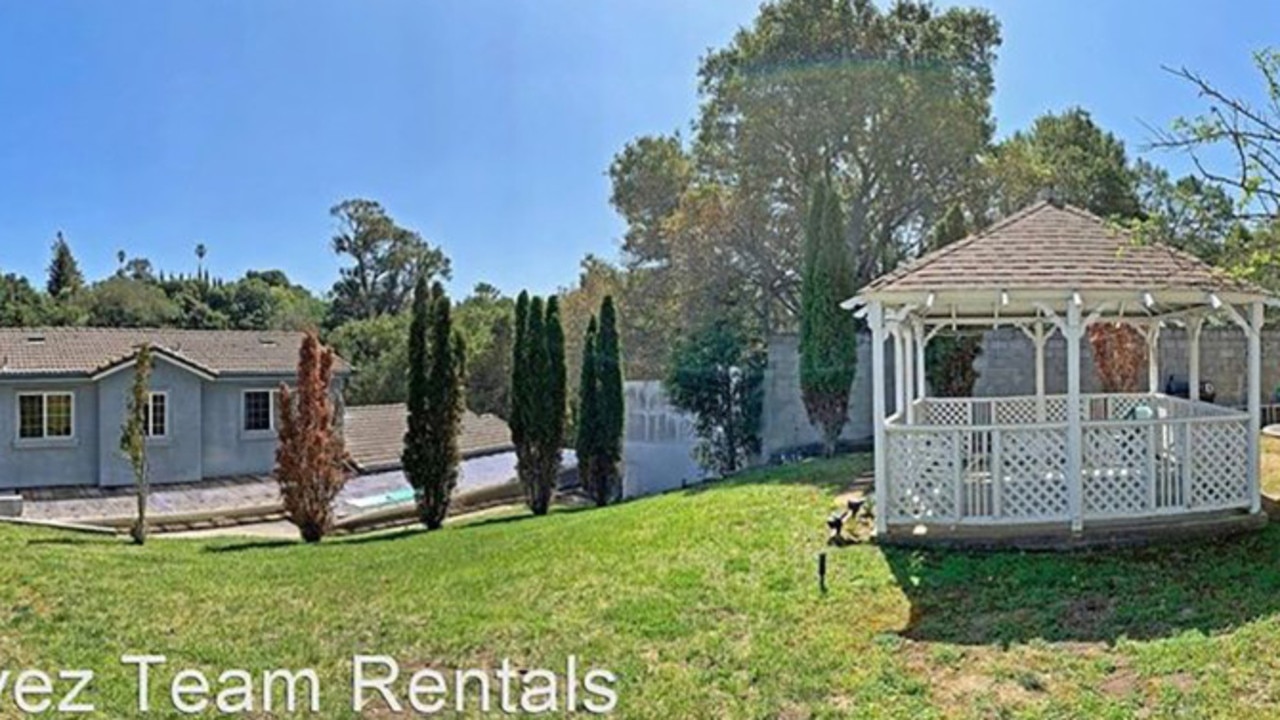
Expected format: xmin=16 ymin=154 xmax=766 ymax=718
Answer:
xmin=275 ymin=331 xmax=348 ymax=543
xmin=1087 ymin=324 xmax=1146 ymax=393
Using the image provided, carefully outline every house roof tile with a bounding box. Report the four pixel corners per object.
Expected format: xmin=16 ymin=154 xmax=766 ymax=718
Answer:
xmin=344 ymin=403 xmax=514 ymax=473
xmin=0 ymin=327 xmax=346 ymax=378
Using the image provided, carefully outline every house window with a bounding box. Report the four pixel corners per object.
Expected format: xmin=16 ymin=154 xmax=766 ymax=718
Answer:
xmin=17 ymin=392 xmax=74 ymax=440
xmin=243 ymin=390 xmax=275 ymax=432
xmin=145 ymin=392 xmax=168 ymax=438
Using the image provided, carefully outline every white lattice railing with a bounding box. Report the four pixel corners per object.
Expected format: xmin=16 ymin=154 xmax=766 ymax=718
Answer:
xmin=885 ymin=394 xmax=1252 ymax=526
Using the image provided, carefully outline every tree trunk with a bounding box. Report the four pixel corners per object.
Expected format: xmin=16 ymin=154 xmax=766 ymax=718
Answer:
xmin=299 ymin=521 xmax=324 ymax=544
xmin=131 ymin=478 xmax=148 ymax=545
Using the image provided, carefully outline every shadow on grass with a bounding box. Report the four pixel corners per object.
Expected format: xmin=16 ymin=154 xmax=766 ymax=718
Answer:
xmin=204 ymin=539 xmax=298 ymax=553
xmin=26 ymin=537 xmax=118 ymax=547
xmin=201 ymin=503 xmax=599 ymax=553
xmin=881 ymin=525 xmax=1280 ymax=645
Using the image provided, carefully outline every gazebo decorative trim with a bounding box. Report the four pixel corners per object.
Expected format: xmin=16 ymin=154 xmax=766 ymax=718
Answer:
xmin=846 ymin=200 xmax=1273 ymax=543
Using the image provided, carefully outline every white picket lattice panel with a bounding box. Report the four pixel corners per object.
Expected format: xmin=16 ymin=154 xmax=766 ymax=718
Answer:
xmin=888 ymin=394 xmax=1254 ymax=529
xmin=994 ymin=397 xmax=1040 ymax=425
xmin=995 ymin=427 xmax=1070 ymax=519
xmin=923 ymin=400 xmax=970 ymax=427
xmin=1082 ymin=425 xmax=1150 ymax=517
xmin=1044 ymin=397 xmax=1068 ymax=423
xmin=1189 ymin=420 xmax=1250 ymax=509
xmin=886 ymin=430 xmax=958 ymax=520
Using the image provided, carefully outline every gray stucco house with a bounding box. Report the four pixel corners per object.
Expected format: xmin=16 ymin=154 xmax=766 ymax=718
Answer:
xmin=0 ymin=328 xmax=347 ymax=490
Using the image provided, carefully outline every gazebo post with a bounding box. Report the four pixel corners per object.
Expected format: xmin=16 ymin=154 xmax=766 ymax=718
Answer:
xmin=1249 ymin=301 xmax=1263 ymax=514
xmin=869 ymin=301 xmax=888 ymax=535
xmin=1065 ymin=299 xmax=1084 ymax=532
xmin=1188 ymin=316 xmax=1204 ymax=402
xmin=902 ymin=319 xmax=915 ymax=423
xmin=1018 ymin=321 xmax=1049 ymax=421
xmin=1146 ymin=321 xmax=1162 ymax=394
xmin=893 ymin=323 xmax=906 ymax=419
xmin=913 ymin=318 xmax=926 ymax=403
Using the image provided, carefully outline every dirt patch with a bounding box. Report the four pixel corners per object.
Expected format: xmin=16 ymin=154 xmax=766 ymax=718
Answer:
xmin=898 ymin=640 xmax=1037 ymax=714
xmin=776 ymin=701 xmax=813 ymax=720
xmin=1100 ymin=669 xmax=1141 ymax=698
xmin=1161 ymin=672 xmax=1195 ymax=693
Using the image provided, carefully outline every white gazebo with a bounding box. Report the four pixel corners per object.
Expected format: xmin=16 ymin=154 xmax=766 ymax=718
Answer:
xmin=847 ymin=201 xmax=1273 ymax=544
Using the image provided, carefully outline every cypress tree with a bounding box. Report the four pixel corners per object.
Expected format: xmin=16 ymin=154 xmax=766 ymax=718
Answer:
xmin=522 ymin=296 xmax=549 ymax=513
xmin=47 ymin=232 xmax=85 ymax=299
xmin=576 ymin=317 xmax=603 ymax=504
xmin=544 ymin=295 xmax=567 ymax=465
xmin=419 ymin=285 xmax=465 ymax=529
xmin=403 ymin=276 xmax=433 ymax=520
xmin=511 ymin=291 xmax=530 ymax=449
xmin=595 ymin=295 xmax=624 ymax=501
xmin=799 ymin=178 xmax=859 ymax=457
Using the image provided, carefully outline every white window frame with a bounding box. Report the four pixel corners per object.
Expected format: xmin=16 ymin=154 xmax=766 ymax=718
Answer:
xmin=15 ymin=391 xmax=76 ymax=442
xmin=241 ymin=389 xmax=278 ymax=434
xmin=145 ymin=391 xmax=168 ymax=438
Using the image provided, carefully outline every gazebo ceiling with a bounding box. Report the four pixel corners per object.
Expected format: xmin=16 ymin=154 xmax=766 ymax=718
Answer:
xmin=850 ymin=200 xmax=1270 ymax=319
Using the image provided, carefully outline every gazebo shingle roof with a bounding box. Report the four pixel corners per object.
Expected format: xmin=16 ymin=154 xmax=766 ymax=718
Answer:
xmin=862 ymin=201 xmax=1264 ymax=298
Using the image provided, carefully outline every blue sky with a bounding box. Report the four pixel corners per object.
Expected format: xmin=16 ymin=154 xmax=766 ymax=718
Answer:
xmin=0 ymin=1 xmax=1274 ymax=298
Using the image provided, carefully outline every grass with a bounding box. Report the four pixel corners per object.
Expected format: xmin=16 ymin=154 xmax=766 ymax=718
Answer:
xmin=5 ymin=453 xmax=1280 ymax=718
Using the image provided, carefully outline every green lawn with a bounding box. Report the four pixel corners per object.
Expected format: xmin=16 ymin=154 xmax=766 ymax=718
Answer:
xmin=6 ymin=455 xmax=1280 ymax=718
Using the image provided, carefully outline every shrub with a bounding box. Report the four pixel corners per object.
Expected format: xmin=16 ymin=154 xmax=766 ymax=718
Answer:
xmin=275 ymin=331 xmax=348 ymax=543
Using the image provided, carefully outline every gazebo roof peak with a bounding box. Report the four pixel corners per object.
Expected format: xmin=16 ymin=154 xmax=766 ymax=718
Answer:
xmin=856 ymin=200 xmax=1268 ymax=312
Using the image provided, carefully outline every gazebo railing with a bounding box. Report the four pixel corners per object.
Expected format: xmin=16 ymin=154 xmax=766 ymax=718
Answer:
xmin=885 ymin=394 xmax=1251 ymax=526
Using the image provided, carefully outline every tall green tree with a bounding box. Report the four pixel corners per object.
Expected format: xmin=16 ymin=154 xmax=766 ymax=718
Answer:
xmin=595 ymin=296 xmax=624 ymax=498
xmin=120 ymin=344 xmax=153 ymax=545
xmin=692 ymin=0 xmax=1000 ymax=327
xmin=47 ymin=232 xmax=85 ymax=299
xmin=576 ymin=297 xmax=626 ymax=506
xmin=403 ymin=276 xmax=434 ymax=525
xmin=520 ymin=296 xmax=549 ymax=513
xmin=511 ymin=294 xmax=567 ymax=515
xmin=511 ymin=291 xmax=531 ymax=468
xmin=989 ymin=107 xmax=1140 ymax=219
xmin=413 ymin=283 xmax=466 ymax=530
xmin=540 ymin=297 xmax=567 ymax=508
xmin=327 ymin=199 xmax=451 ymax=326
xmin=799 ymin=178 xmax=859 ymax=457
xmin=575 ymin=317 xmax=604 ymax=504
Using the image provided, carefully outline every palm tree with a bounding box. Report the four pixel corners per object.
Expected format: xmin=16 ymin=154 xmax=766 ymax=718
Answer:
xmin=195 ymin=243 xmax=207 ymax=284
